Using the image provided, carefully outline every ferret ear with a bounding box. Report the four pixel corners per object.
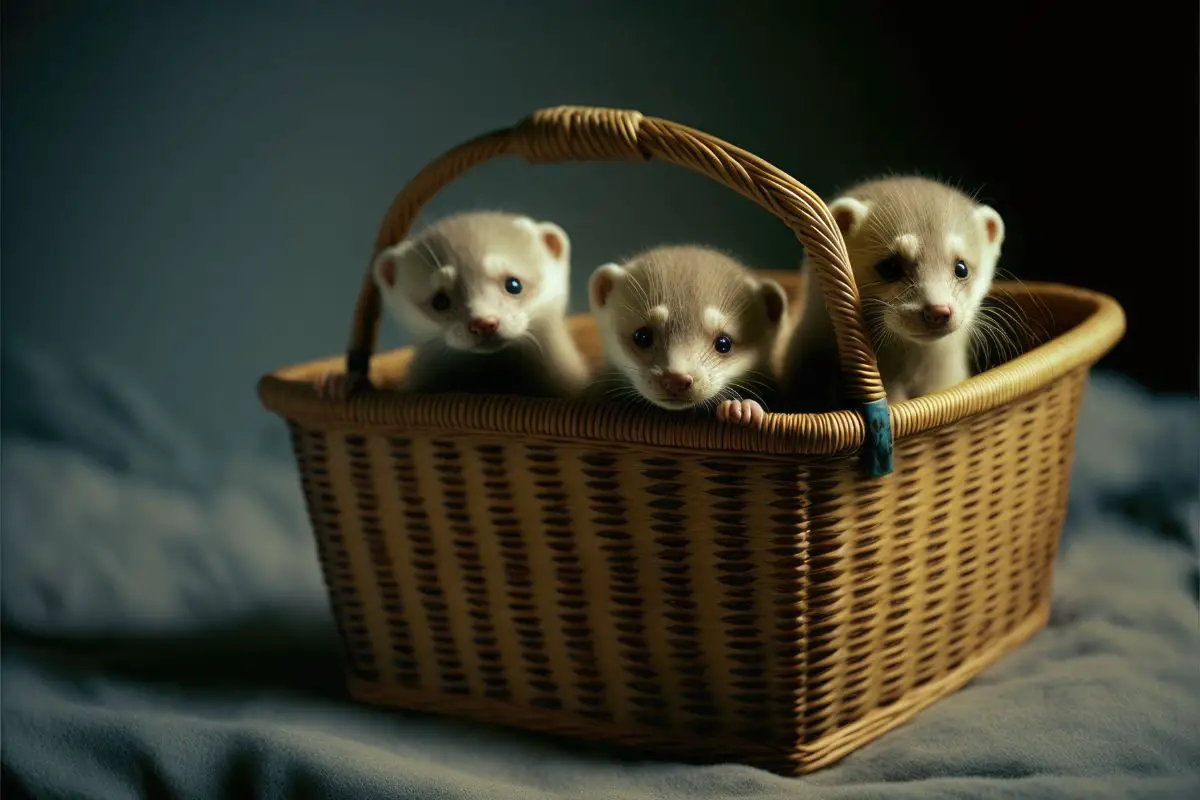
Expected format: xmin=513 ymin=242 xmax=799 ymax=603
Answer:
xmin=588 ymin=263 xmax=626 ymax=310
xmin=973 ymin=205 xmax=1005 ymax=248
xmin=757 ymin=278 xmax=788 ymax=325
xmin=372 ymin=241 xmax=412 ymax=290
xmin=537 ymin=221 xmax=570 ymax=263
xmin=514 ymin=216 xmax=571 ymax=264
xmin=828 ymin=196 xmax=871 ymax=237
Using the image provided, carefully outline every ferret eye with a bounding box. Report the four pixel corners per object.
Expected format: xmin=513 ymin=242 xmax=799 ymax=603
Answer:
xmin=632 ymin=327 xmax=654 ymax=349
xmin=430 ymin=291 xmax=451 ymax=311
xmin=714 ymin=334 xmax=733 ymax=354
xmin=504 ymin=277 xmax=523 ymax=295
xmin=875 ymin=256 xmax=905 ymax=282
xmin=954 ymin=260 xmax=969 ymax=279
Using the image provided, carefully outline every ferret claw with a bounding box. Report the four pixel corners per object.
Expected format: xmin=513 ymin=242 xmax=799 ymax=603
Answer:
xmin=717 ymin=398 xmax=767 ymax=428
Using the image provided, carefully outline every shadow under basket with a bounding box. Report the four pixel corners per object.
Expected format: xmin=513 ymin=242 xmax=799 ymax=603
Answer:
xmin=256 ymin=106 xmax=1126 ymax=776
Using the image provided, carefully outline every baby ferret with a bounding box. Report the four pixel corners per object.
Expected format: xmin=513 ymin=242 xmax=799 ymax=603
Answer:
xmin=586 ymin=245 xmax=789 ymax=427
xmin=781 ymin=176 xmax=1006 ymax=409
xmin=316 ymin=211 xmax=590 ymax=400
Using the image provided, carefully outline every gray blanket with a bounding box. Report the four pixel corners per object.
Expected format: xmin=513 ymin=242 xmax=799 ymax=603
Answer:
xmin=2 ymin=346 xmax=1198 ymax=799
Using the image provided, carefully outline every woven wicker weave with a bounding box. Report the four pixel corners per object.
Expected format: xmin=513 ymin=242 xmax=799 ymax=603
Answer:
xmin=257 ymin=106 xmax=1126 ymax=775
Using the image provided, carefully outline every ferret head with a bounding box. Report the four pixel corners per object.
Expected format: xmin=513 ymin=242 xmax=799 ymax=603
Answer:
xmin=588 ymin=245 xmax=787 ymax=411
xmin=373 ymin=211 xmax=571 ymax=352
xmin=828 ymin=176 xmax=1005 ymax=345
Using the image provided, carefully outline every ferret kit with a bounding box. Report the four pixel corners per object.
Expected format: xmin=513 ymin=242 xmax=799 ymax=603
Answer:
xmin=257 ymin=106 xmax=1126 ymax=776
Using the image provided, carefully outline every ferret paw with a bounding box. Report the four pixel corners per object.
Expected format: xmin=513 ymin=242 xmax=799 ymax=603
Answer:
xmin=314 ymin=371 xmax=371 ymax=401
xmin=716 ymin=398 xmax=767 ymax=428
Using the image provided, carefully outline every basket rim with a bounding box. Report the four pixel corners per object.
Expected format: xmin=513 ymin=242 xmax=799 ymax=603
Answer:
xmin=257 ymin=280 xmax=1125 ymax=457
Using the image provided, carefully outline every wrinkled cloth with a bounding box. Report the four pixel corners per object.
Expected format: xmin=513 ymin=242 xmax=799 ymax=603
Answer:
xmin=3 ymin=347 xmax=1197 ymax=799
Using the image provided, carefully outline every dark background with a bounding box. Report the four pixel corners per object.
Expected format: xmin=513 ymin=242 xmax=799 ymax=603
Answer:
xmin=3 ymin=1 xmax=1196 ymax=445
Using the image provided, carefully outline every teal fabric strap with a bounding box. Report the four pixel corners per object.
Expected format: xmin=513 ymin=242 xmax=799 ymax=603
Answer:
xmin=861 ymin=397 xmax=894 ymax=478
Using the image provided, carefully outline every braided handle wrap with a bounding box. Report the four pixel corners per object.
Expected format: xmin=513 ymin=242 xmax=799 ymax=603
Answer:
xmin=345 ymin=106 xmax=892 ymax=471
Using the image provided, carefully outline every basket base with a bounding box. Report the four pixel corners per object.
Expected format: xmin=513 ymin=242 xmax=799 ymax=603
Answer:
xmin=345 ymin=601 xmax=1052 ymax=776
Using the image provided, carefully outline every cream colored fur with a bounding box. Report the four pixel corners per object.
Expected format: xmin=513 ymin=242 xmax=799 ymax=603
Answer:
xmin=782 ymin=176 xmax=1005 ymax=409
xmin=587 ymin=244 xmax=788 ymax=425
xmin=318 ymin=210 xmax=589 ymax=399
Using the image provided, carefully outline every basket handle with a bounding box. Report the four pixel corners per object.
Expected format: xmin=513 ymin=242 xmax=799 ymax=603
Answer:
xmin=345 ymin=105 xmax=894 ymax=476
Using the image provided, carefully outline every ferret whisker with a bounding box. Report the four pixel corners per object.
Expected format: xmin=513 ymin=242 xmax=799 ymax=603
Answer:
xmin=861 ymin=297 xmax=900 ymax=316
xmin=737 ymin=371 xmax=774 ymax=392
xmin=634 ymin=274 xmax=659 ymax=310
xmin=855 ymin=279 xmax=893 ymax=295
xmin=986 ymin=290 xmax=1051 ymax=346
xmin=729 ymin=382 xmax=766 ymax=407
xmin=879 ymin=318 xmax=904 ymax=352
xmin=988 ymin=320 xmax=1017 ymax=364
xmin=416 ymin=239 xmax=444 ymax=272
xmin=864 ymin=309 xmax=896 ymax=350
xmin=973 ymin=316 xmax=1003 ymax=361
xmin=735 ymin=374 xmax=774 ymax=396
xmin=978 ymin=305 xmax=1032 ymax=360
xmin=896 ymin=281 xmax=922 ymax=303
xmin=618 ymin=300 xmax=648 ymax=320
xmin=602 ymin=385 xmax=644 ymax=404
xmin=969 ymin=323 xmax=996 ymax=368
xmin=994 ymin=268 xmax=1056 ymax=328
xmin=973 ymin=316 xmax=1014 ymax=366
xmin=979 ymin=306 xmax=1031 ymax=354
xmin=995 ymin=314 xmax=1029 ymax=362
xmin=969 ymin=321 xmax=998 ymax=367
xmin=625 ymin=279 xmax=652 ymax=311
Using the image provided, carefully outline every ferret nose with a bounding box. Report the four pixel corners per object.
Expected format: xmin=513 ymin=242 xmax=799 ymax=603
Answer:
xmin=922 ymin=304 xmax=954 ymax=327
xmin=660 ymin=372 xmax=695 ymax=396
xmin=469 ymin=316 xmax=500 ymax=335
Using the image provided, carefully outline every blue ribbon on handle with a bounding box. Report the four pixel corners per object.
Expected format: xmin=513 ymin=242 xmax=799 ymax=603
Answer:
xmin=861 ymin=397 xmax=894 ymax=478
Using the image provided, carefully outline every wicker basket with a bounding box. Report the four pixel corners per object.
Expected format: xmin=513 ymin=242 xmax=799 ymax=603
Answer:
xmin=257 ymin=106 xmax=1126 ymax=775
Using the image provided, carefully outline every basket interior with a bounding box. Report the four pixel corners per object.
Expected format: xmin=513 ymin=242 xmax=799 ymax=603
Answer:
xmin=277 ymin=273 xmax=1088 ymax=392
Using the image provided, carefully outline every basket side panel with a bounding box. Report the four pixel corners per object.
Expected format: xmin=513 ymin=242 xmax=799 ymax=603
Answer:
xmin=288 ymin=424 xmax=386 ymax=683
xmin=550 ymin=445 xmax=810 ymax=749
xmin=799 ymin=370 xmax=1089 ymax=757
xmin=293 ymin=430 xmax=812 ymax=755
